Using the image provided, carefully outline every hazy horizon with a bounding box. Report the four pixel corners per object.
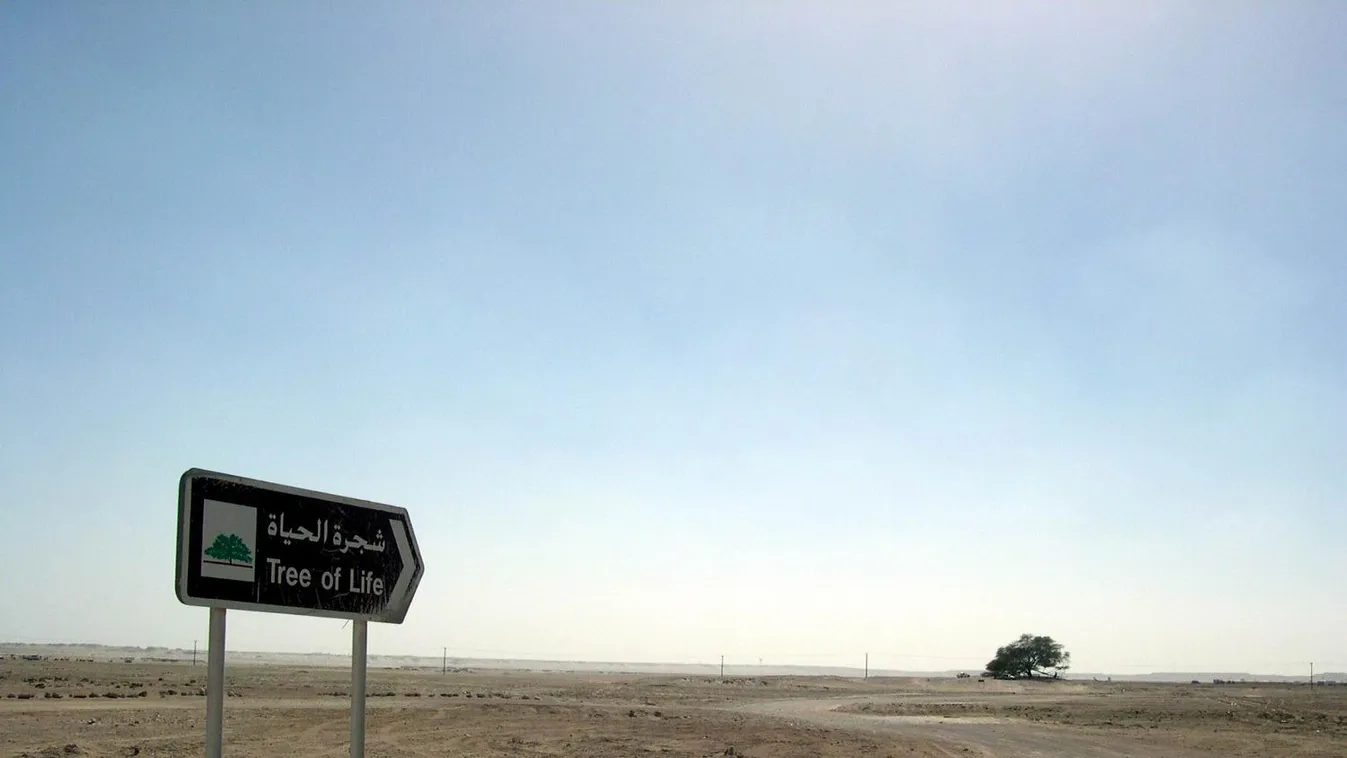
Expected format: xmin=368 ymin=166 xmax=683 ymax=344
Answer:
xmin=5 ymin=642 xmax=1342 ymax=682
xmin=3 ymin=2 xmax=1344 ymax=678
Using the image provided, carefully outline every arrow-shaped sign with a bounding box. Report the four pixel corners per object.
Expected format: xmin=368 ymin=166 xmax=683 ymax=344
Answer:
xmin=175 ymin=468 xmax=424 ymax=623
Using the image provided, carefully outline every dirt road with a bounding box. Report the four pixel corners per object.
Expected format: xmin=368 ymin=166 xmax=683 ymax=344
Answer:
xmin=736 ymin=694 xmax=1210 ymax=758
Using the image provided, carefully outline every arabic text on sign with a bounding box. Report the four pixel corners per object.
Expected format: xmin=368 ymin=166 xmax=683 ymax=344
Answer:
xmin=266 ymin=513 xmax=386 ymax=553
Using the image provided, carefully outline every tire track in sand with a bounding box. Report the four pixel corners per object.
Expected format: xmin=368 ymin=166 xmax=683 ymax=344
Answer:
xmin=730 ymin=696 xmax=1212 ymax=758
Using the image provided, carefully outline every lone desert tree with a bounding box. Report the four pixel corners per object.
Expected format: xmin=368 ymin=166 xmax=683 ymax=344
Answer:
xmin=984 ymin=634 xmax=1070 ymax=680
xmin=204 ymin=533 xmax=252 ymax=565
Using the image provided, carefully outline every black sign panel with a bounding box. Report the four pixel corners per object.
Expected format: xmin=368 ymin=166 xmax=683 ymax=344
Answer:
xmin=175 ymin=469 xmax=423 ymax=623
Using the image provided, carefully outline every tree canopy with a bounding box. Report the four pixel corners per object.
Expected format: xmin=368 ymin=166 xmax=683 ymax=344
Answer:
xmin=984 ymin=634 xmax=1070 ymax=680
xmin=204 ymin=533 xmax=252 ymax=565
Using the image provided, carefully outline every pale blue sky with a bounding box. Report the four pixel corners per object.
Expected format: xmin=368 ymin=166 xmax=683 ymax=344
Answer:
xmin=2 ymin=2 xmax=1344 ymax=675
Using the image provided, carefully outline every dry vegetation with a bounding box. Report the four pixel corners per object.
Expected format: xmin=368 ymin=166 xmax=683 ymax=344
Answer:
xmin=2 ymin=656 xmax=1344 ymax=757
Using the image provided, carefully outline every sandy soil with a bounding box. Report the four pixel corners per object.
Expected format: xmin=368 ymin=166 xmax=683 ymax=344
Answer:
xmin=3 ymin=657 xmax=1344 ymax=757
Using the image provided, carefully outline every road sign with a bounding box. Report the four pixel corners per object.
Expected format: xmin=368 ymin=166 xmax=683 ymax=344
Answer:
xmin=175 ymin=468 xmax=423 ymax=623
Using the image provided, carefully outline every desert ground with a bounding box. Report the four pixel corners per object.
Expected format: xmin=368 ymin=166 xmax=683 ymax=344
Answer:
xmin=3 ymin=657 xmax=1345 ymax=757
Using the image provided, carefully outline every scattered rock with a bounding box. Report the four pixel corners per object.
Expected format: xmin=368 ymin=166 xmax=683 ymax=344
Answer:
xmin=19 ymin=745 xmax=86 ymax=757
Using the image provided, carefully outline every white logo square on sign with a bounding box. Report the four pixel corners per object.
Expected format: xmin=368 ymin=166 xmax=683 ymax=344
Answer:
xmin=200 ymin=499 xmax=257 ymax=582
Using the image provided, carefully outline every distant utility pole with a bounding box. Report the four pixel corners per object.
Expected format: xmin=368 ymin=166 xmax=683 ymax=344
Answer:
xmin=442 ymin=647 xmax=447 ymax=675
xmin=720 ymin=655 xmax=724 ymax=678
xmin=1310 ymin=662 xmax=1314 ymax=688
xmin=865 ymin=653 xmax=868 ymax=681
xmin=192 ymin=640 xmax=197 ymax=666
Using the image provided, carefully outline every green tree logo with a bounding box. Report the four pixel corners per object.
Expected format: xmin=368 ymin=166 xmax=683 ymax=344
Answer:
xmin=203 ymin=533 xmax=253 ymax=566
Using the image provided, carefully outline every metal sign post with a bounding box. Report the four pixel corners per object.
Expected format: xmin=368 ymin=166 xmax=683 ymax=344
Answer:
xmin=351 ymin=621 xmax=368 ymax=758
xmin=205 ymin=608 xmax=227 ymax=758
xmin=176 ymin=468 xmax=424 ymax=758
